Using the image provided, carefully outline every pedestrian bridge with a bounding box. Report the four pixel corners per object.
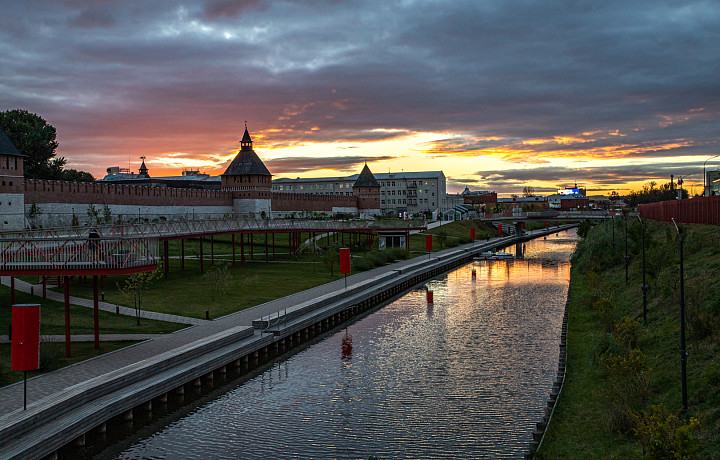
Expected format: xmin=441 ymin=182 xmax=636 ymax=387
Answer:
xmin=0 ymin=217 xmax=426 ymax=276
xmin=478 ymin=210 xmax=616 ymax=222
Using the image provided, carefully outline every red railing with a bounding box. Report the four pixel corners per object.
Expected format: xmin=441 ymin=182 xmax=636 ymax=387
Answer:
xmin=0 ymin=236 xmax=158 ymax=275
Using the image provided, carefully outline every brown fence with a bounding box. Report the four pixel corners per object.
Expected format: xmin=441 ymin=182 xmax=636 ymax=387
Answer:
xmin=638 ymin=196 xmax=720 ymax=225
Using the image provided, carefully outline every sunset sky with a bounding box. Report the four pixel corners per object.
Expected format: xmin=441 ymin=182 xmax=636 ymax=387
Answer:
xmin=1 ymin=0 xmax=718 ymax=196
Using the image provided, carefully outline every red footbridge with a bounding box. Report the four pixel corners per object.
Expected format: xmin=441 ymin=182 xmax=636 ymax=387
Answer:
xmin=0 ymin=217 xmax=426 ymax=355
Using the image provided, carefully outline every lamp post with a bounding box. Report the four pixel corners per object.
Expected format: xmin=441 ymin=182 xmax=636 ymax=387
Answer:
xmin=637 ymin=215 xmax=648 ymax=325
xmin=671 ymin=218 xmax=688 ymax=412
xmin=624 ymin=212 xmax=629 ymax=284
xmin=703 ymin=154 xmax=719 ymax=196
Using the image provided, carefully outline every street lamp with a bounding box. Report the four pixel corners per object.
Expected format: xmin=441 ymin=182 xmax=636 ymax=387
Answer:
xmin=637 ymin=215 xmax=648 ymax=325
xmin=624 ymin=211 xmax=629 ymax=284
xmin=703 ymin=154 xmax=720 ymax=196
xmin=671 ymin=218 xmax=688 ymax=413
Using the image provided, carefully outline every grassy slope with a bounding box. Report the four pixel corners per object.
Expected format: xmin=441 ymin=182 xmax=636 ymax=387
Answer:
xmin=539 ymin=219 xmax=720 ymax=458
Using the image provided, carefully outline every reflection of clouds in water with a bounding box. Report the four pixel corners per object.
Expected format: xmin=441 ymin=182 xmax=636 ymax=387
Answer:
xmin=115 ymin=231 xmax=577 ymax=460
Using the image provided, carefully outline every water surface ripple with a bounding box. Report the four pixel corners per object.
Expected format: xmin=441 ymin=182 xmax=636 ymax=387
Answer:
xmin=114 ymin=230 xmax=577 ymax=459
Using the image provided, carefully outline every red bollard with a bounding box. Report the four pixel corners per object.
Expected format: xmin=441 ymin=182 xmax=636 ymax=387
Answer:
xmin=426 ymin=290 xmax=434 ymax=304
xmin=471 ymin=269 xmax=476 ymax=279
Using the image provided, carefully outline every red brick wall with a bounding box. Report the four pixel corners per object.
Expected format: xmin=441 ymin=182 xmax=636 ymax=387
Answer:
xmin=638 ymin=196 xmax=720 ymax=225
xmin=24 ymin=179 xmax=234 ymax=206
xmin=464 ymin=193 xmax=497 ymax=206
xmin=560 ymin=198 xmax=589 ymax=209
xmin=271 ymin=192 xmax=358 ymax=211
xmin=0 ymin=154 xmax=24 ymax=194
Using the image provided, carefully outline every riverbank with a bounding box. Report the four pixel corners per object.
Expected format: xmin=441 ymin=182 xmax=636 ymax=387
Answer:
xmin=0 ymin=224 xmax=573 ymax=460
xmin=538 ymin=219 xmax=719 ymax=458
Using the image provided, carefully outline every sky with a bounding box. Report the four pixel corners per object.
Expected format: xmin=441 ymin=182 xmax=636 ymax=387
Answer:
xmin=1 ymin=0 xmax=719 ymax=196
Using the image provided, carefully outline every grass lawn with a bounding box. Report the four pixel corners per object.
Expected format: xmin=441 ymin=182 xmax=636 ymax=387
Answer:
xmin=60 ymin=261 xmax=343 ymax=319
xmin=0 ymin=285 xmax=186 ymax=336
xmin=538 ymin=220 xmax=720 ymax=458
xmin=0 ymin=341 xmax=138 ymax=387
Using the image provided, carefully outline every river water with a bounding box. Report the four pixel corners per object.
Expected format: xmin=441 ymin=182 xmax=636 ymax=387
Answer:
xmin=105 ymin=229 xmax=577 ymax=459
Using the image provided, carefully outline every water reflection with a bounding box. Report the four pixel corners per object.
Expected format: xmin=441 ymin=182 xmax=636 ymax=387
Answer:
xmin=111 ymin=230 xmax=577 ymax=460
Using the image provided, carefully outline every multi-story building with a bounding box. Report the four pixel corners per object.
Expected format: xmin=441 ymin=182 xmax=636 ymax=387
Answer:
xmin=273 ymin=171 xmax=446 ymax=217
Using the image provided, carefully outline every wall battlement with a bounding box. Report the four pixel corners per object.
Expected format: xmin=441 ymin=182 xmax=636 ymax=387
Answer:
xmin=24 ymin=179 xmax=234 ymax=206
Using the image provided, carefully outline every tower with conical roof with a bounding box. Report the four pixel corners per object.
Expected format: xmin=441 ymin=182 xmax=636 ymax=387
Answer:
xmin=221 ymin=126 xmax=272 ymax=217
xmin=138 ymin=156 xmax=150 ymax=178
xmin=352 ymin=163 xmax=381 ymax=217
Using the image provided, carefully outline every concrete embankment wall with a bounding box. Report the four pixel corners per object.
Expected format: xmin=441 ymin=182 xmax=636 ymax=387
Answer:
xmin=0 ymin=225 xmax=575 ymax=460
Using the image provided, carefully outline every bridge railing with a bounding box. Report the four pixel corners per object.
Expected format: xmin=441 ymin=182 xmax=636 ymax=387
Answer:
xmin=0 ymin=217 xmax=427 ymax=239
xmin=0 ymin=236 xmax=159 ymax=273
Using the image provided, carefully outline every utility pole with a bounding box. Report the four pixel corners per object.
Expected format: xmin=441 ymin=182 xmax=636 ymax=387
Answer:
xmin=672 ymin=218 xmax=688 ymax=412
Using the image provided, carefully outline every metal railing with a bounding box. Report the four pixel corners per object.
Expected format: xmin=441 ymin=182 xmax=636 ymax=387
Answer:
xmin=0 ymin=236 xmax=159 ymax=273
xmin=1 ymin=217 xmax=427 ymax=240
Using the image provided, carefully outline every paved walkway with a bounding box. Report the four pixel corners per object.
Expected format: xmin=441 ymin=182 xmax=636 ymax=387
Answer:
xmin=0 ymin=227 xmax=575 ymax=418
xmin=1 ymin=277 xmax=207 ymax=326
xmin=0 ymin=334 xmax=162 ymax=344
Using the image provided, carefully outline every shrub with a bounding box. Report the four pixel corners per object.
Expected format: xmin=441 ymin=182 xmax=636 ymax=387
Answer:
xmin=592 ymin=296 xmax=616 ymax=332
xmin=353 ymin=258 xmax=374 ymax=271
xmin=601 ymin=349 xmax=653 ymax=432
xmin=630 ymin=405 xmax=700 ymax=460
xmin=386 ymin=247 xmax=408 ymax=261
xmin=613 ymin=316 xmax=642 ymax=349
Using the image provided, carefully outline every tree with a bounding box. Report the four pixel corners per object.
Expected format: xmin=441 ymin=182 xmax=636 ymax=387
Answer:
xmin=203 ymin=261 xmax=234 ymax=302
xmin=323 ymin=244 xmax=340 ymax=276
xmin=625 ymin=181 xmax=687 ymax=208
xmin=436 ymin=229 xmax=448 ymax=248
xmin=0 ymin=109 xmax=58 ymax=178
xmin=117 ymin=269 xmax=161 ymax=325
xmin=0 ymin=109 xmax=94 ymax=181
xmin=523 ymin=186 xmax=535 ymax=197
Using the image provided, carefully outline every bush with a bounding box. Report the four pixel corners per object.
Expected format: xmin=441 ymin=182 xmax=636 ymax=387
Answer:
xmin=613 ymin=316 xmax=642 ymax=349
xmin=592 ymin=296 xmax=616 ymax=332
xmin=386 ymin=247 xmax=408 ymax=261
xmin=601 ymin=349 xmax=653 ymax=432
xmin=353 ymin=258 xmax=374 ymax=271
xmin=630 ymin=405 xmax=700 ymax=459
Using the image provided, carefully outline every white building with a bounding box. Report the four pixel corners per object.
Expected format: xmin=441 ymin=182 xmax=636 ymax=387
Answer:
xmin=273 ymin=171 xmax=447 ymax=217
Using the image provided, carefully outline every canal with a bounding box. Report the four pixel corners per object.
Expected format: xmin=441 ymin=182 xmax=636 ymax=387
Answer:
xmin=93 ymin=229 xmax=577 ymax=459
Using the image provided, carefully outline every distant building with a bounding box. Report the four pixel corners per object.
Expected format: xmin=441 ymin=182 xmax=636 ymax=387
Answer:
xmin=101 ymin=165 xmax=221 ymax=190
xmin=706 ymin=170 xmax=720 ymax=196
xmin=461 ymin=188 xmax=497 ymax=208
xmin=547 ymin=193 xmax=589 ymax=210
xmin=273 ymin=171 xmax=446 ymax=217
xmin=498 ymin=195 xmax=547 ymax=207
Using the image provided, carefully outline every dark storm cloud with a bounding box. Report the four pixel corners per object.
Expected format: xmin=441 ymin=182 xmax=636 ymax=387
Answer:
xmin=447 ymin=161 xmax=705 ymax=194
xmin=266 ymin=155 xmax=394 ymax=174
xmin=1 ymin=0 xmax=718 ymax=177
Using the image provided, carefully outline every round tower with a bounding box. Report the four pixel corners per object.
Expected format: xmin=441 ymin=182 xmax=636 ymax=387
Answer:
xmin=221 ymin=126 xmax=272 ymax=217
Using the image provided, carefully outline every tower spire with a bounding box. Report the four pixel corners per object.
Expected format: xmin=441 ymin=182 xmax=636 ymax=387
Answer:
xmin=240 ymin=123 xmax=253 ymax=151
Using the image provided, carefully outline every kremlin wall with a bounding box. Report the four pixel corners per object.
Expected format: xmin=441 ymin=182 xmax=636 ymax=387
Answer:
xmin=0 ymin=127 xmax=381 ymax=230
